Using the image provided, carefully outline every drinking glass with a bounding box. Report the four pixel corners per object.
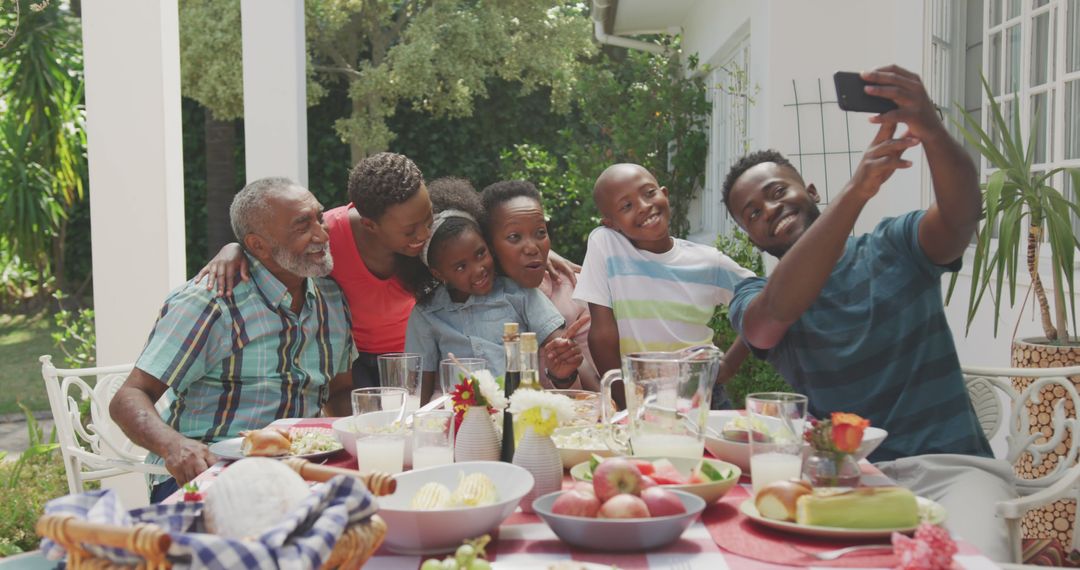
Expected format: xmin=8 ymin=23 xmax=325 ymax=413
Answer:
xmin=351 ymin=386 xmax=409 ymax=475
xmin=746 ymin=392 xmax=809 ymax=495
xmin=439 ymin=357 xmax=486 ymax=399
xmin=411 ymin=409 xmax=456 ymax=469
xmin=350 ymin=387 xmax=408 ymax=417
xmin=378 ymin=353 xmax=423 ymax=412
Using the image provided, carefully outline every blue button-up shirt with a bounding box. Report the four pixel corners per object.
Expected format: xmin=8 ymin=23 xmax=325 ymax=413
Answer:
xmin=405 ymin=276 xmax=564 ymax=377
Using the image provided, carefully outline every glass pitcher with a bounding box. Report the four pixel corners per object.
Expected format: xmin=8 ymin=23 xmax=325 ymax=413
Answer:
xmin=600 ymin=346 xmax=723 ymax=458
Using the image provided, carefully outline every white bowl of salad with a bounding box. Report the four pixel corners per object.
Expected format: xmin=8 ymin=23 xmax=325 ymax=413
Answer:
xmin=551 ymin=425 xmax=615 ymax=469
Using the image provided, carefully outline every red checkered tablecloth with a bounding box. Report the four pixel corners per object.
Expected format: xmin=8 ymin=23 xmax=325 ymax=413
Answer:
xmin=174 ymin=418 xmax=1000 ymax=570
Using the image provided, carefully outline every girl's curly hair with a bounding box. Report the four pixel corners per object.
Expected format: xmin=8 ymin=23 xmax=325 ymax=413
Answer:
xmin=397 ymin=177 xmax=485 ymax=302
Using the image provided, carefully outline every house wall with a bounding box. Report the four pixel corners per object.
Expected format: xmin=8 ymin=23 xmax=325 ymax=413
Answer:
xmin=674 ymin=0 xmax=1080 ymax=459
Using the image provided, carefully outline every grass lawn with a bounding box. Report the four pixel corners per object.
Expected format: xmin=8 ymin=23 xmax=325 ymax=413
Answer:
xmin=0 ymin=310 xmax=56 ymax=416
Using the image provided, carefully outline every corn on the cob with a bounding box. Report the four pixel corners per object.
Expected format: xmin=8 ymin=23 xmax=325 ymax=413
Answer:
xmin=795 ymin=486 xmax=918 ymax=529
xmin=409 ymin=482 xmax=452 ymax=510
xmin=450 ymin=472 xmax=498 ymax=507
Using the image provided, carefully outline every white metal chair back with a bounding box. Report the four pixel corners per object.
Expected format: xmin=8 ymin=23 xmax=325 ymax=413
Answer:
xmin=39 ymin=355 xmax=168 ymax=497
xmin=962 ymin=364 xmax=1080 ymax=563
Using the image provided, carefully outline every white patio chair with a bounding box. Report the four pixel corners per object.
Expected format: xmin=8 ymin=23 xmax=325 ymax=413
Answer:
xmin=39 ymin=355 xmax=169 ymax=498
xmin=962 ymin=363 xmax=1080 ymax=563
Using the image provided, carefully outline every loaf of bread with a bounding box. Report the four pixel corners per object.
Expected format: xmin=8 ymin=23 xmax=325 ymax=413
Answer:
xmin=795 ymin=486 xmax=919 ymax=529
xmin=204 ymin=458 xmax=312 ymax=539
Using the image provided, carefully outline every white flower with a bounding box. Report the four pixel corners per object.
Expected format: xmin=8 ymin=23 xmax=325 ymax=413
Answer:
xmin=473 ymin=369 xmax=507 ymax=410
xmin=508 ymin=389 xmax=575 ymax=424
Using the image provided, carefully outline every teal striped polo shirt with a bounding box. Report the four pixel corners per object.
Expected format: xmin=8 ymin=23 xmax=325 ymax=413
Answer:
xmin=729 ymin=211 xmax=992 ymax=462
xmin=135 ymin=255 xmax=354 ymax=483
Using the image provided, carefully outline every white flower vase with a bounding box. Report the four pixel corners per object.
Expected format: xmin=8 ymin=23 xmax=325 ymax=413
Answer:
xmin=512 ymin=427 xmax=562 ymax=514
xmin=455 ymin=406 xmax=500 ymax=462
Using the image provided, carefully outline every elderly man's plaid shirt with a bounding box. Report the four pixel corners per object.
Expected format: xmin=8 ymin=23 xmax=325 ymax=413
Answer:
xmin=136 ymin=255 xmax=353 ymax=483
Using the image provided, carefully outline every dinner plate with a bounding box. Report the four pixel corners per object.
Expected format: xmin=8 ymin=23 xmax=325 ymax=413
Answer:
xmin=208 ymin=434 xmax=343 ymax=461
xmin=739 ymin=496 xmax=946 ymax=538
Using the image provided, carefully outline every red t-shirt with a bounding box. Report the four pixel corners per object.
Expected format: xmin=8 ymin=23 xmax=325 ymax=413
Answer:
xmin=325 ymin=204 xmax=415 ymax=353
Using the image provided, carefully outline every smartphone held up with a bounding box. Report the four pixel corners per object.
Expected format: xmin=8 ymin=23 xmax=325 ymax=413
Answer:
xmin=834 ymin=71 xmax=898 ymax=114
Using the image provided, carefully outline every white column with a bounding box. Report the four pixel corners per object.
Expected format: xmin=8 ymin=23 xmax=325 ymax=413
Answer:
xmin=240 ymin=0 xmax=308 ymax=185
xmin=82 ymin=0 xmax=186 ymax=508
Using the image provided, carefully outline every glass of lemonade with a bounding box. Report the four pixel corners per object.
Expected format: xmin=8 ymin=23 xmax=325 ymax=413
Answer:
xmin=411 ymin=409 xmax=455 ymax=469
xmin=746 ymin=392 xmax=809 ymax=494
xmin=355 ymin=431 xmax=407 ymax=475
xmin=351 ymin=386 xmax=409 ymax=475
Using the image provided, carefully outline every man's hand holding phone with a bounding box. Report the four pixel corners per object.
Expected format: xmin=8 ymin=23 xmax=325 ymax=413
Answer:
xmin=859 ymin=65 xmax=946 ymax=142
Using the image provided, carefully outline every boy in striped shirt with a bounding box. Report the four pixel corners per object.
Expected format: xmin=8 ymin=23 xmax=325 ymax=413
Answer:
xmin=573 ymin=163 xmax=755 ymax=407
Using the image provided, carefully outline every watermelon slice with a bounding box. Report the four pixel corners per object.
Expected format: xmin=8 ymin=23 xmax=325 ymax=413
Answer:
xmin=650 ymin=458 xmax=687 ymax=485
xmin=629 ymin=459 xmax=656 ymax=476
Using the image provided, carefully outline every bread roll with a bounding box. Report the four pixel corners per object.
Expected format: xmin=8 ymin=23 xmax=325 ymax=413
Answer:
xmin=204 ymin=458 xmax=311 ymax=539
xmin=241 ymin=427 xmax=291 ymax=456
xmin=754 ymin=479 xmax=811 ymax=522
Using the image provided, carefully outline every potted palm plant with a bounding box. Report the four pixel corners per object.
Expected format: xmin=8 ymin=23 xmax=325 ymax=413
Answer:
xmin=950 ymin=75 xmax=1080 ymax=547
xmin=950 ymin=75 xmax=1079 ymax=352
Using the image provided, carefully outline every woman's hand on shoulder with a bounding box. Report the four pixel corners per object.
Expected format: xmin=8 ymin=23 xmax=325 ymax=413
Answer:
xmin=194 ymin=243 xmax=249 ymax=297
xmin=546 ymin=250 xmax=580 ymax=286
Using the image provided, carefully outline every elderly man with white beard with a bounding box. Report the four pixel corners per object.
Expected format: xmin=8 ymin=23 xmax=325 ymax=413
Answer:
xmin=111 ymin=177 xmax=355 ymax=503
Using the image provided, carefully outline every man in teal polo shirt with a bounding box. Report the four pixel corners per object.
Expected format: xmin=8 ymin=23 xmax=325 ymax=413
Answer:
xmin=723 ymin=66 xmax=1011 ymax=560
xmin=111 ymin=177 xmax=355 ymax=503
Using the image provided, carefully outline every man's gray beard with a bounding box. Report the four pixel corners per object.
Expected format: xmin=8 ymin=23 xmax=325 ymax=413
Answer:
xmin=271 ymin=245 xmax=334 ymax=278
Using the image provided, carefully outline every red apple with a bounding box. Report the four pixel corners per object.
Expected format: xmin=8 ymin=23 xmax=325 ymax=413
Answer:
xmin=598 ymin=493 xmax=650 ymax=519
xmin=640 ymin=475 xmax=658 ymax=490
xmin=640 ymin=487 xmax=686 ymax=517
xmin=551 ymin=490 xmax=601 ymax=518
xmin=592 ymin=458 xmax=644 ymax=501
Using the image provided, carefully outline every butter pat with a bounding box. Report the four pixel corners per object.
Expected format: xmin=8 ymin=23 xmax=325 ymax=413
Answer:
xmin=795 ymin=486 xmax=918 ymax=529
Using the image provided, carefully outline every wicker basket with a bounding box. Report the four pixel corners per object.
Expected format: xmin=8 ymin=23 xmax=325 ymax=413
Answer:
xmin=36 ymin=459 xmax=396 ymax=569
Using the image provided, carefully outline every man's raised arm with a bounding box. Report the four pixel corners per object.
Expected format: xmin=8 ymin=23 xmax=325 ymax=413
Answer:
xmin=863 ymin=65 xmax=981 ymax=265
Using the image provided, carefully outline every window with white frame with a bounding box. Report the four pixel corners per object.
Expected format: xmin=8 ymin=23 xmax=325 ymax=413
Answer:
xmin=982 ymin=0 xmax=1080 ymax=237
xmin=693 ymin=36 xmax=750 ymax=244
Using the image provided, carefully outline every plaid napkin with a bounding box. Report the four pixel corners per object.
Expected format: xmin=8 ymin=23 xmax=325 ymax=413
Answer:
xmin=41 ymin=474 xmax=377 ymax=570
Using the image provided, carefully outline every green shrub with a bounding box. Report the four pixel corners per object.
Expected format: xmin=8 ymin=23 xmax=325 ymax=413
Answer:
xmin=0 ymin=452 xmax=70 ymax=554
xmin=710 ymin=231 xmax=790 ymax=407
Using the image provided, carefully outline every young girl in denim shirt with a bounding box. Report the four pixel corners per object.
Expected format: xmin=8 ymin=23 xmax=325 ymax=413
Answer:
xmin=402 ymin=178 xmax=583 ymax=403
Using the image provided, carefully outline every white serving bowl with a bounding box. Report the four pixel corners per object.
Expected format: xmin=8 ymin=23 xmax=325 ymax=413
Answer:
xmin=376 ymin=461 xmax=534 ymax=554
xmin=855 ymin=427 xmax=888 ymax=460
xmin=552 ymin=425 xmax=614 ymax=469
xmin=703 ymin=411 xmax=890 ymax=473
xmin=532 ymin=489 xmax=705 ymax=552
xmin=570 ymin=456 xmax=740 ymax=505
xmin=703 ymin=410 xmax=750 ymax=472
xmin=331 ymin=412 xmax=413 ymax=467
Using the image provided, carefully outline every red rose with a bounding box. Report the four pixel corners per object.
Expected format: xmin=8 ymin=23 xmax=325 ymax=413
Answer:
xmin=830 ymin=412 xmax=870 ymax=454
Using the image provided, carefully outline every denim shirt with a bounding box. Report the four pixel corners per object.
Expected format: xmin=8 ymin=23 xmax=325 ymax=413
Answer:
xmin=405 ymin=276 xmax=564 ymax=378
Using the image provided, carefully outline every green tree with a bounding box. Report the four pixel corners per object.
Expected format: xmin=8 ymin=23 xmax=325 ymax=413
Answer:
xmin=0 ymin=0 xmax=86 ymax=298
xmin=178 ymin=0 xmax=594 ymax=257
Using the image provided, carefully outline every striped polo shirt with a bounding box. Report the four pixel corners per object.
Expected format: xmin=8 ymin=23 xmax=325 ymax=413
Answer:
xmin=573 ymin=227 xmax=755 ymax=355
xmin=136 ymin=254 xmax=354 ymax=482
xmin=729 ymin=211 xmax=992 ymax=462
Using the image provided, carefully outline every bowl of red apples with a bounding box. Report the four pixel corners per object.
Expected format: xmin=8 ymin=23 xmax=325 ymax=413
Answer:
xmin=532 ymin=457 xmax=706 ymax=552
